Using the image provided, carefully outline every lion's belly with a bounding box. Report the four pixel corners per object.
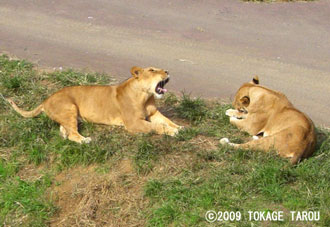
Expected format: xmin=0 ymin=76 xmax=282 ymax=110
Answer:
xmin=78 ymin=101 xmax=124 ymax=126
xmin=79 ymin=108 xmax=123 ymax=125
xmin=103 ymin=117 xmax=124 ymax=126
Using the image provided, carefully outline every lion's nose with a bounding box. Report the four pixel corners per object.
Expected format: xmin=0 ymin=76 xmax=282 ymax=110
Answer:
xmin=165 ymin=70 xmax=169 ymax=75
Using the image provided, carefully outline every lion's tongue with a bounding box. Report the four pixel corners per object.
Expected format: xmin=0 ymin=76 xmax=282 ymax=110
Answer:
xmin=157 ymin=87 xmax=167 ymax=93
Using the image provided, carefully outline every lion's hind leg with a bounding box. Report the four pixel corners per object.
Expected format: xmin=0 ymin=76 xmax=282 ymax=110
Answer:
xmin=60 ymin=125 xmax=68 ymax=139
xmin=220 ymin=128 xmax=303 ymax=164
xmin=45 ymin=103 xmax=91 ymax=144
xmin=220 ymin=135 xmax=277 ymax=152
xmin=61 ymin=114 xmax=92 ymax=144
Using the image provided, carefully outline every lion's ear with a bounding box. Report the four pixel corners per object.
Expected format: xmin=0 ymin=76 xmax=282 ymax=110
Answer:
xmin=240 ymin=96 xmax=250 ymax=107
xmin=130 ymin=66 xmax=143 ymax=78
xmin=252 ymin=75 xmax=259 ymax=85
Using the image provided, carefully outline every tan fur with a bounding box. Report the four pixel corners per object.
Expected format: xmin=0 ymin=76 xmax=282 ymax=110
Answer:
xmin=7 ymin=66 xmax=181 ymax=143
xmin=221 ymin=76 xmax=316 ymax=164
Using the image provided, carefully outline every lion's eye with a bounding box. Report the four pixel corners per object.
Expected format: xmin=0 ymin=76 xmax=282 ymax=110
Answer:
xmin=149 ymin=69 xmax=155 ymax=72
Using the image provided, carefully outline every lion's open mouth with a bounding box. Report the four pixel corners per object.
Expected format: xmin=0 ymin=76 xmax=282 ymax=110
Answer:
xmin=155 ymin=77 xmax=170 ymax=94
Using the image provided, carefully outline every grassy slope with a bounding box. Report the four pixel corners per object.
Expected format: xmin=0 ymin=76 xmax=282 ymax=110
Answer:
xmin=0 ymin=55 xmax=329 ymax=226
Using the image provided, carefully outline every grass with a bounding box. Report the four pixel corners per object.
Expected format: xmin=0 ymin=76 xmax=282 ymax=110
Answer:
xmin=0 ymin=54 xmax=329 ymax=226
xmin=175 ymin=93 xmax=208 ymax=124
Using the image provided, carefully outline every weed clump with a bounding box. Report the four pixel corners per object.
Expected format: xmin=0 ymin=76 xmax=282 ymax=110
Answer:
xmin=175 ymin=93 xmax=207 ymax=123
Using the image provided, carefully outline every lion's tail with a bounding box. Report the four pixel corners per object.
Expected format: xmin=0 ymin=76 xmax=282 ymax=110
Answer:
xmin=6 ymin=98 xmax=43 ymax=118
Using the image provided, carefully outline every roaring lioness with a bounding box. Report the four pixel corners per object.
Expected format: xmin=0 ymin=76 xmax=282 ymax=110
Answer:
xmin=7 ymin=66 xmax=181 ymax=143
xmin=220 ymin=76 xmax=316 ymax=164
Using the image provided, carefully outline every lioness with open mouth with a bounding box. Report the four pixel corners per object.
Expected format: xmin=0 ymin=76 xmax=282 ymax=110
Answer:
xmin=220 ymin=76 xmax=316 ymax=164
xmin=7 ymin=66 xmax=182 ymax=143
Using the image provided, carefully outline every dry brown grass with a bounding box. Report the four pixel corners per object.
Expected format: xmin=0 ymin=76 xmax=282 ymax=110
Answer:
xmin=47 ymin=136 xmax=218 ymax=227
xmin=50 ymin=160 xmax=148 ymax=227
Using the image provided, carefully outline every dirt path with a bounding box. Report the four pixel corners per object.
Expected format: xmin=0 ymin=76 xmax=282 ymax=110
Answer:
xmin=1 ymin=0 xmax=329 ymax=126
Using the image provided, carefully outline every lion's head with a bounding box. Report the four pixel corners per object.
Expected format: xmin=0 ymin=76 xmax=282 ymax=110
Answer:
xmin=130 ymin=66 xmax=170 ymax=99
xmin=232 ymin=75 xmax=259 ymax=114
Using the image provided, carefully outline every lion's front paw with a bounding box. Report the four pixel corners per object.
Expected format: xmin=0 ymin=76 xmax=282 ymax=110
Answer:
xmin=82 ymin=137 xmax=92 ymax=144
xmin=166 ymin=127 xmax=179 ymax=136
xmin=220 ymin=138 xmax=230 ymax=145
xmin=225 ymin=109 xmax=237 ymax=117
xmin=172 ymin=128 xmax=179 ymax=136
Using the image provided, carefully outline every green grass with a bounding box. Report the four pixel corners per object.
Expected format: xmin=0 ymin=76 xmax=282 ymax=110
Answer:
xmin=0 ymin=55 xmax=329 ymax=226
xmin=144 ymin=145 xmax=329 ymax=226
xmin=0 ymin=176 xmax=55 ymax=226
xmin=175 ymin=93 xmax=208 ymax=124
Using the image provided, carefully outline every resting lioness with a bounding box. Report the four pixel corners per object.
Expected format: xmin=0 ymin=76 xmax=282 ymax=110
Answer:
xmin=7 ymin=66 xmax=182 ymax=143
xmin=220 ymin=76 xmax=316 ymax=164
